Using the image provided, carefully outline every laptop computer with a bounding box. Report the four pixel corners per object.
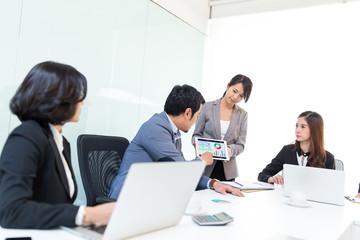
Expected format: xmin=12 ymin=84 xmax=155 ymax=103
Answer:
xmin=62 ymin=161 xmax=205 ymax=240
xmin=283 ymin=164 xmax=345 ymax=206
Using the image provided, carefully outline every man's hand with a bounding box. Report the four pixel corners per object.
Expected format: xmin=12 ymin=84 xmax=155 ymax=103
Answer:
xmin=213 ymin=181 xmax=245 ymax=197
xmin=268 ymin=175 xmax=284 ymax=185
xmin=200 ymin=152 xmax=213 ymax=166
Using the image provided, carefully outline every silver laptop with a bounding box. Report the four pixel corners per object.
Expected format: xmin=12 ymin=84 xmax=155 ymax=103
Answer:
xmin=283 ymin=164 xmax=345 ymax=206
xmin=63 ymin=161 xmax=205 ymax=240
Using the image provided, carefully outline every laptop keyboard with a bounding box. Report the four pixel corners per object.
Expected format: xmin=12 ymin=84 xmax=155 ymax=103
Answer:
xmin=83 ymin=224 xmax=107 ymax=234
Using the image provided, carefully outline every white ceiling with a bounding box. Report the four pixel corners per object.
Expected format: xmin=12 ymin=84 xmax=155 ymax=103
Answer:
xmin=209 ymin=0 xmax=360 ymax=18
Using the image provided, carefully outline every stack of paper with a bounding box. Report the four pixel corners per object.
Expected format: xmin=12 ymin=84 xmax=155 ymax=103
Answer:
xmin=222 ymin=181 xmax=274 ymax=192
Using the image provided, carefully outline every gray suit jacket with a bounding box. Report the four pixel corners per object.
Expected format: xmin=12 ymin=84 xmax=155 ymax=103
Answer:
xmin=192 ymin=99 xmax=248 ymax=180
xmin=108 ymin=111 xmax=210 ymax=198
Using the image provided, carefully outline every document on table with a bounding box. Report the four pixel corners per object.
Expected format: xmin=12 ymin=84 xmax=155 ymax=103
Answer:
xmin=222 ymin=181 xmax=274 ymax=191
xmin=345 ymin=196 xmax=360 ymax=203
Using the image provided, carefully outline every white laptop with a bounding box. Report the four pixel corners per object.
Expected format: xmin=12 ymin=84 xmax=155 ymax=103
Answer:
xmin=283 ymin=164 xmax=345 ymax=206
xmin=62 ymin=161 xmax=205 ymax=240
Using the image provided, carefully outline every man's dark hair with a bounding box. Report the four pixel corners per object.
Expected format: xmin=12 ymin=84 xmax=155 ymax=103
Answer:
xmin=164 ymin=84 xmax=205 ymax=118
xmin=10 ymin=61 xmax=87 ymax=125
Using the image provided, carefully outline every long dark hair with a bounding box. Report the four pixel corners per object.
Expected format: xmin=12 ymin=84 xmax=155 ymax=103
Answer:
xmin=222 ymin=74 xmax=253 ymax=102
xmin=10 ymin=61 xmax=87 ymax=125
xmin=294 ymin=111 xmax=326 ymax=168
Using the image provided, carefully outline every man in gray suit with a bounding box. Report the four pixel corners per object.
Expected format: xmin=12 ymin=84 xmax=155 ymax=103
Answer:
xmin=108 ymin=85 xmax=244 ymax=198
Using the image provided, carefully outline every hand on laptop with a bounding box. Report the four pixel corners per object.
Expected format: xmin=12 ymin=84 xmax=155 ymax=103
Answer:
xmin=84 ymin=202 xmax=116 ymax=226
xmin=213 ymin=181 xmax=245 ymax=197
xmin=200 ymin=152 xmax=213 ymax=166
xmin=356 ymin=193 xmax=360 ymax=198
xmin=268 ymin=175 xmax=284 ymax=185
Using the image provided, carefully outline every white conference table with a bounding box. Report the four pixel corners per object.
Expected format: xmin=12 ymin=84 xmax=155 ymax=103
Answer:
xmin=1 ymin=185 xmax=360 ymax=240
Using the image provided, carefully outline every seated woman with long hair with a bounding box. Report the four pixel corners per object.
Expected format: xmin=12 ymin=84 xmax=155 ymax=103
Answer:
xmin=258 ymin=111 xmax=335 ymax=185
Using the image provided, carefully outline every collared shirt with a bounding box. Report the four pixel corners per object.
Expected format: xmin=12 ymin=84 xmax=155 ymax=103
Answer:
xmin=166 ymin=113 xmax=181 ymax=143
xmin=297 ymin=152 xmax=309 ymax=166
xmin=165 ymin=113 xmax=211 ymax=188
xmin=49 ymin=123 xmax=84 ymax=225
xmin=49 ymin=124 xmax=75 ymax=197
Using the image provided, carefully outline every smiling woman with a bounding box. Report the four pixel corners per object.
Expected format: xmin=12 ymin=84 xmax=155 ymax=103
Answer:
xmin=192 ymin=74 xmax=253 ymax=181
xmin=257 ymin=111 xmax=335 ymax=185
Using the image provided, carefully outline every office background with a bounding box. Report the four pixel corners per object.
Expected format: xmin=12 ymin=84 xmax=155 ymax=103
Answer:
xmin=204 ymin=2 xmax=360 ymax=195
xmin=0 ymin=0 xmax=359 ymax=205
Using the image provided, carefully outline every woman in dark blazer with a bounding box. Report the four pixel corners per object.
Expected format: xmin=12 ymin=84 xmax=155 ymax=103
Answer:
xmin=192 ymin=74 xmax=253 ymax=181
xmin=258 ymin=111 xmax=335 ymax=185
xmin=0 ymin=61 xmax=115 ymax=229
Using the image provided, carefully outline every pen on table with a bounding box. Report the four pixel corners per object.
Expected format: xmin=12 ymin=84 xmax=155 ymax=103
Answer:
xmin=234 ymin=181 xmax=243 ymax=187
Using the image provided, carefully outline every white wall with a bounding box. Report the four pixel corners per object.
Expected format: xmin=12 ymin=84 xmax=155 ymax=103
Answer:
xmin=0 ymin=0 xmax=206 ymax=205
xmin=205 ymin=2 xmax=360 ymax=195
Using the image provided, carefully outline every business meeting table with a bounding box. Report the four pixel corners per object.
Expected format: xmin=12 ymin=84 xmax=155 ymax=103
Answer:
xmin=1 ymin=185 xmax=360 ymax=240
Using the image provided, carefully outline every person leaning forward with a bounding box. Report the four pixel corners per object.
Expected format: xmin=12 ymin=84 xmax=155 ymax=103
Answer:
xmin=108 ymin=84 xmax=244 ymax=198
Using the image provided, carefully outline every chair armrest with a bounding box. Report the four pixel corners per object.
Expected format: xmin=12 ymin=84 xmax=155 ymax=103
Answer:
xmin=96 ymin=196 xmax=117 ymax=204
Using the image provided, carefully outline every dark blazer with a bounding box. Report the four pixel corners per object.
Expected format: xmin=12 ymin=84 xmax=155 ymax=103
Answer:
xmin=258 ymin=144 xmax=335 ymax=183
xmin=192 ymin=99 xmax=248 ymax=180
xmin=0 ymin=120 xmax=79 ymax=229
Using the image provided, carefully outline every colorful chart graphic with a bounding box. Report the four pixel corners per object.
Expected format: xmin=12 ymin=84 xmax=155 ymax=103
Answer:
xmin=213 ymin=150 xmax=226 ymax=157
xmin=198 ymin=139 xmax=227 ymax=159
xmin=211 ymin=199 xmax=231 ymax=204
xmin=214 ymin=143 xmax=222 ymax=149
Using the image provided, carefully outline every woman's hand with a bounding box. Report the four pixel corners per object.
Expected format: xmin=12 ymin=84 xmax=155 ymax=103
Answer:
xmin=84 ymin=202 xmax=116 ymax=226
xmin=227 ymin=147 xmax=232 ymax=159
xmin=268 ymin=175 xmax=284 ymax=185
xmin=356 ymin=193 xmax=360 ymax=198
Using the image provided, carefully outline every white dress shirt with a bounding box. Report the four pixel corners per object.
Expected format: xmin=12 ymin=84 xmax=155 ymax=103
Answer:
xmin=49 ymin=124 xmax=85 ymax=225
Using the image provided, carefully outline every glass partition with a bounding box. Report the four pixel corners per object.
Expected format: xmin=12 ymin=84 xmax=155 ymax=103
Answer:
xmin=0 ymin=0 xmax=206 ymax=204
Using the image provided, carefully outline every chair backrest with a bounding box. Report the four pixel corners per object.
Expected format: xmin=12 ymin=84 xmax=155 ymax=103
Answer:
xmin=335 ymin=159 xmax=344 ymax=171
xmin=77 ymin=134 xmax=129 ymax=206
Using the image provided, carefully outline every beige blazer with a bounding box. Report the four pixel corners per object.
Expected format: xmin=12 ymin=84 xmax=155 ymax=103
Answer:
xmin=192 ymin=99 xmax=248 ymax=180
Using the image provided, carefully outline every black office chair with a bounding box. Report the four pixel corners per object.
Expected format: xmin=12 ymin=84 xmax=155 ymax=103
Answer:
xmin=77 ymin=134 xmax=129 ymax=206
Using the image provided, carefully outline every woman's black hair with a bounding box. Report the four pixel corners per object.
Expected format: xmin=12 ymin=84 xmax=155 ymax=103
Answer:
xmin=223 ymin=74 xmax=253 ymax=103
xmin=10 ymin=61 xmax=87 ymax=125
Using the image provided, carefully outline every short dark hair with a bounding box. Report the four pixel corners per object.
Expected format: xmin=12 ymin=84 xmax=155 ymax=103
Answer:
xmin=164 ymin=84 xmax=205 ymax=118
xmin=223 ymin=74 xmax=253 ymax=102
xmin=10 ymin=61 xmax=87 ymax=125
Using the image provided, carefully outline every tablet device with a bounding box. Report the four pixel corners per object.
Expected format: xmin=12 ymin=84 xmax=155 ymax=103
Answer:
xmin=195 ymin=137 xmax=229 ymax=161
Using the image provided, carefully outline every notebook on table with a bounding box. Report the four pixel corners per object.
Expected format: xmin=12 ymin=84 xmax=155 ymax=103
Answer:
xmin=62 ymin=161 xmax=205 ymax=240
xmin=283 ymin=164 xmax=345 ymax=206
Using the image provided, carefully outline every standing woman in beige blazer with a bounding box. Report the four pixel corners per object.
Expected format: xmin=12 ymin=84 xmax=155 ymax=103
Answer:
xmin=192 ymin=74 xmax=252 ymax=181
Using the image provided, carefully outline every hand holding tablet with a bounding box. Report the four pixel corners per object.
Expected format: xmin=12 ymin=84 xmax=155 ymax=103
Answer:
xmin=195 ymin=137 xmax=229 ymax=161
